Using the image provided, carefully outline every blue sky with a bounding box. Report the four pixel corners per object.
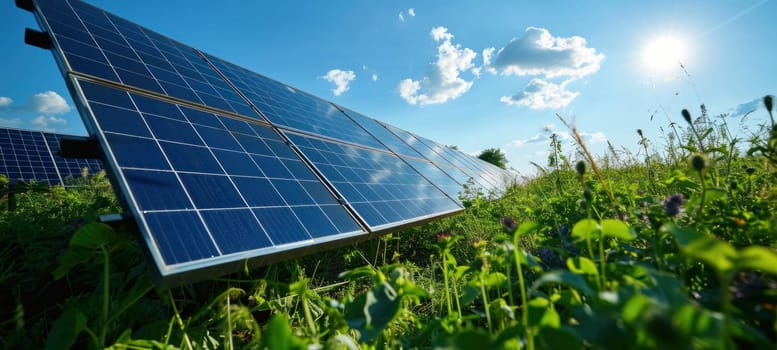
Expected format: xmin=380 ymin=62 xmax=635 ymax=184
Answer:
xmin=1 ymin=1 xmax=775 ymax=175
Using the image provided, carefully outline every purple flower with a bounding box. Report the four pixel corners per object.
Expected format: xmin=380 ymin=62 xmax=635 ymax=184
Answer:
xmin=435 ymin=231 xmax=451 ymax=242
xmin=501 ymin=217 xmax=518 ymax=232
xmin=664 ymin=194 xmax=685 ymax=217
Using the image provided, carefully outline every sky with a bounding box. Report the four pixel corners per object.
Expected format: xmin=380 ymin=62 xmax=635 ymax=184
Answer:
xmin=1 ymin=0 xmax=775 ymax=176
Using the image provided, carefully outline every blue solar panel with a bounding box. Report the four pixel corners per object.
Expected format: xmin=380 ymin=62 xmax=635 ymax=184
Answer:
xmin=22 ymin=0 xmax=513 ymax=285
xmin=201 ymin=54 xmax=390 ymax=150
xmin=285 ymin=132 xmax=461 ymax=229
xmin=338 ymin=107 xmax=428 ymax=159
xmin=33 ymin=0 xmax=256 ymax=117
xmin=0 ymin=127 xmax=103 ymax=185
xmin=412 ymin=134 xmax=499 ymax=190
xmin=71 ymin=78 xmax=364 ymax=277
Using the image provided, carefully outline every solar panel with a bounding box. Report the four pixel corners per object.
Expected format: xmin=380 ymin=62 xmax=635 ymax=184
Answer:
xmin=23 ymin=0 xmax=508 ymax=285
xmin=0 ymin=127 xmax=103 ymax=185
xmin=285 ymin=131 xmax=461 ymax=229
xmin=70 ymin=78 xmax=365 ymax=281
xmin=33 ymin=0 xmax=256 ymax=117
xmin=202 ymin=54 xmax=390 ymax=150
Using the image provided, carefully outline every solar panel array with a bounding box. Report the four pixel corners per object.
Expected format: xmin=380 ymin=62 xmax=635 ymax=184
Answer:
xmin=24 ymin=0 xmax=514 ymax=285
xmin=0 ymin=127 xmax=103 ymax=185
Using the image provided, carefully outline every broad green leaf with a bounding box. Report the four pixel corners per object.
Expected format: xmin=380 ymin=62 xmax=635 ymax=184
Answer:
xmin=621 ymin=294 xmax=651 ymax=323
xmin=566 ymin=257 xmax=598 ymax=276
xmin=53 ymin=223 xmax=127 ymax=279
xmin=483 ymin=272 xmax=508 ymax=288
xmin=344 ymin=281 xmax=401 ymax=342
xmin=572 ymin=219 xmax=599 ymax=241
xmin=531 ymin=270 xmax=595 ymax=296
xmin=45 ymin=307 xmax=87 ymax=350
xmin=600 ymin=219 xmax=634 ymax=241
xmin=662 ymin=224 xmax=736 ymax=272
xmin=107 ymin=276 xmax=154 ymax=324
xmin=289 ymin=278 xmax=309 ymax=295
xmin=70 ymin=222 xmax=123 ymax=250
xmin=736 ymin=246 xmax=777 ymax=275
xmin=536 ymin=326 xmax=583 ymax=350
xmin=338 ymin=266 xmax=377 ymax=281
xmin=515 ymin=221 xmax=540 ymax=238
xmin=261 ymin=314 xmax=307 ymax=350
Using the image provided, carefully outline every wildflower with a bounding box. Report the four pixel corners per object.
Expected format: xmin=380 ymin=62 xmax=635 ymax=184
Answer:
xmin=583 ymin=186 xmax=594 ymax=203
xmin=664 ymin=194 xmax=685 ymax=217
xmin=681 ymin=109 xmax=693 ymax=124
xmin=501 ymin=217 xmax=517 ymax=232
xmin=690 ymin=153 xmax=708 ymax=172
xmin=435 ymin=231 xmax=451 ymax=242
xmin=575 ymin=161 xmax=586 ymax=177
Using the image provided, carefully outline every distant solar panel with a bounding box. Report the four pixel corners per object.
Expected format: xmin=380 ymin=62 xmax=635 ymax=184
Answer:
xmin=0 ymin=127 xmax=102 ymax=185
xmin=24 ymin=0 xmax=508 ymax=285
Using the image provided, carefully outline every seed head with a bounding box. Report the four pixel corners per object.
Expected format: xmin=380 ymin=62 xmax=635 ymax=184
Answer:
xmin=690 ymin=153 xmax=707 ymax=172
xmin=637 ymin=129 xmax=643 ymax=137
xmin=765 ymin=95 xmax=774 ymax=113
xmin=583 ymin=186 xmax=594 ymax=203
xmin=575 ymin=161 xmax=586 ymax=176
xmin=681 ymin=109 xmax=692 ymax=125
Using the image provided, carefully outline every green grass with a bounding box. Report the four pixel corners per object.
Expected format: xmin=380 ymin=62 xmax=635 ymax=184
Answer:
xmin=2 ymin=96 xmax=777 ymax=349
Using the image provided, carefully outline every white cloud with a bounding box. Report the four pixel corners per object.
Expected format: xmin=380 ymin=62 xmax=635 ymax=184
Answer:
xmin=31 ymin=115 xmax=67 ymax=131
xmin=322 ymin=69 xmax=356 ymax=96
xmin=399 ymin=8 xmax=416 ymax=22
xmin=398 ymin=26 xmax=477 ymax=106
xmin=730 ymin=97 xmax=763 ymax=118
xmin=503 ymin=133 xmax=546 ymax=148
xmin=0 ymin=91 xmax=71 ymax=116
xmin=30 ymin=91 xmax=71 ymax=115
xmin=500 ymin=78 xmax=579 ymax=109
xmin=372 ymin=73 xmax=378 ymax=81
xmin=491 ymin=27 xmax=604 ymax=79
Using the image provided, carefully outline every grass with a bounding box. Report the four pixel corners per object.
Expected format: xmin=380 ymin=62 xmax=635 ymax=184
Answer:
xmin=1 ymin=96 xmax=777 ymax=349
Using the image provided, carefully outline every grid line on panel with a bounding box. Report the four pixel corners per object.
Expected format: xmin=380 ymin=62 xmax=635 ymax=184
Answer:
xmin=40 ymin=130 xmax=65 ymax=184
xmin=34 ymin=0 xmax=257 ymax=121
xmin=285 ymin=131 xmax=462 ymax=229
xmin=195 ymin=50 xmax=373 ymax=234
xmin=0 ymin=127 xmax=104 ymax=185
xmin=332 ymin=104 xmax=464 ymax=205
xmin=72 ymin=78 xmax=365 ymax=270
xmin=198 ymin=53 xmax=390 ymax=151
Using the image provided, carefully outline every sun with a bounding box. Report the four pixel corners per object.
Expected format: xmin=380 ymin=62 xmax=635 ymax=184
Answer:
xmin=642 ymin=36 xmax=688 ymax=73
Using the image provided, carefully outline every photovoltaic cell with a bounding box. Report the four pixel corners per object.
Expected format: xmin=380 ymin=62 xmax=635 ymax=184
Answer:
xmin=381 ymin=123 xmax=474 ymax=186
xmin=339 ymin=107 xmax=427 ymax=159
xmin=33 ymin=0 xmax=257 ymax=117
xmin=0 ymin=127 xmax=103 ymax=185
xmin=413 ymin=134 xmax=498 ymax=189
xmin=286 ymin=132 xmax=461 ymax=229
xmin=72 ymin=78 xmax=364 ymax=274
xmin=202 ymin=54 xmax=389 ymax=150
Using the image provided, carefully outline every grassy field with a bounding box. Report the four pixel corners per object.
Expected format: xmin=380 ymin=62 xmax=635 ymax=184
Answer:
xmin=2 ymin=97 xmax=776 ymax=349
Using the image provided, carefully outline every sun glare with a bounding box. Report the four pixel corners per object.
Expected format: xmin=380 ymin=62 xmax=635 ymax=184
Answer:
xmin=642 ymin=36 xmax=688 ymax=73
